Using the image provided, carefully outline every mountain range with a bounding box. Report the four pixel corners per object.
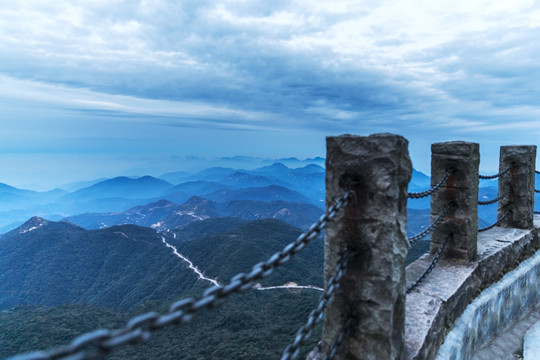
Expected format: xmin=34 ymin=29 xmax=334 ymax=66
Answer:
xmin=0 ymin=217 xmax=195 ymax=311
xmin=0 ymin=163 xmax=327 ymax=233
xmin=0 ymin=216 xmax=322 ymax=312
xmin=0 ymin=216 xmax=326 ymax=359
xmin=0 ymin=162 xmax=515 ymax=236
xmin=63 ymin=196 xmax=324 ymax=232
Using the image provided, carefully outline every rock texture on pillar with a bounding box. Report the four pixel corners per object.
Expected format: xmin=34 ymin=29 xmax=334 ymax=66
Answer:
xmin=430 ymin=141 xmax=479 ymax=262
xmin=497 ymin=145 xmax=536 ymax=229
xmin=322 ymin=133 xmax=412 ymax=360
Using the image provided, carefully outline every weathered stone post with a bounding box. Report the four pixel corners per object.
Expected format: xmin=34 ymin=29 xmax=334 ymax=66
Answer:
xmin=497 ymin=146 xmax=536 ymax=229
xmin=321 ymin=133 xmax=411 ymax=360
xmin=430 ymin=141 xmax=479 ymax=262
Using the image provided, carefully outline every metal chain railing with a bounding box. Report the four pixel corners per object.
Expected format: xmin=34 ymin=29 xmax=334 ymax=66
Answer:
xmin=407 ymin=170 xmax=453 ymax=199
xmin=478 ymin=210 xmax=512 ymax=232
xmin=536 ymin=170 xmax=540 ymax=175
xmin=479 ymin=165 xmax=512 ymax=180
xmin=406 ymin=235 xmax=451 ymax=293
xmin=408 ymin=202 xmax=453 ymax=245
xmin=535 ymin=189 xmax=540 ymax=194
xmin=535 ymin=211 xmax=540 ymax=215
xmin=280 ymin=251 xmax=355 ymax=360
xmin=322 ymin=317 xmax=358 ymax=360
xmin=478 ymin=190 xmax=510 ymax=206
xmin=9 ymin=191 xmax=356 ymax=360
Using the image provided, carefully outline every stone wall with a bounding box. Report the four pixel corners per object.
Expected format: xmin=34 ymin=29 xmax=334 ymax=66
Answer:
xmin=404 ymin=219 xmax=540 ymax=360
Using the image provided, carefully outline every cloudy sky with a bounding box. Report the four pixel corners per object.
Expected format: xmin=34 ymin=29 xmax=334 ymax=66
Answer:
xmin=1 ymin=0 xmax=540 ymax=189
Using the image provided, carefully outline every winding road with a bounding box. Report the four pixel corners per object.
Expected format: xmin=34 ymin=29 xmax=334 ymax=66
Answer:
xmin=161 ymin=236 xmax=221 ymax=287
xmin=254 ymin=283 xmax=323 ymax=292
xmin=162 ymin=232 xmax=323 ymax=292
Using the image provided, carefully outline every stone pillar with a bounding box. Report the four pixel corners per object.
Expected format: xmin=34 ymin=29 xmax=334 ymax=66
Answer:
xmin=497 ymin=146 xmax=536 ymax=229
xmin=430 ymin=141 xmax=479 ymax=262
xmin=322 ymin=133 xmax=411 ymax=360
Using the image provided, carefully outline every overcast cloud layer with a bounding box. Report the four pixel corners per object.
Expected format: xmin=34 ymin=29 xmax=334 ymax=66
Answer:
xmin=1 ymin=0 xmax=540 ymax=188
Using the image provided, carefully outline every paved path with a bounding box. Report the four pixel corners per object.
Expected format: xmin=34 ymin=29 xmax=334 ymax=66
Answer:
xmin=524 ymin=317 xmax=540 ymax=359
xmin=472 ymin=306 xmax=540 ymax=360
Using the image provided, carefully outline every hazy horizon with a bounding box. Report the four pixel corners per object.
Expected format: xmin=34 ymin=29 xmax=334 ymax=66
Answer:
xmin=6 ymin=154 xmax=327 ymax=191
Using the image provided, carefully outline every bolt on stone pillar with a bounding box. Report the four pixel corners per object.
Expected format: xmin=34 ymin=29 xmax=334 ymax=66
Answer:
xmin=430 ymin=141 xmax=479 ymax=262
xmin=321 ymin=133 xmax=411 ymax=360
xmin=497 ymin=145 xmax=536 ymax=229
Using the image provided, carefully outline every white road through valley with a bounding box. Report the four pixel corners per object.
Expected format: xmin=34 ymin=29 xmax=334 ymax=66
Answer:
xmin=254 ymin=283 xmax=323 ymax=292
xmin=161 ymin=236 xmax=221 ymax=287
xmin=162 ymin=232 xmax=323 ymax=292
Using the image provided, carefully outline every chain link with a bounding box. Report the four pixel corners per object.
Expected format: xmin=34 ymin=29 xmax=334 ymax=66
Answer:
xmin=535 ymin=189 xmax=540 ymax=194
xmin=408 ymin=170 xmax=453 ymax=199
xmin=408 ymin=202 xmax=453 ymax=245
xmin=323 ymin=317 xmax=358 ymax=360
xmin=479 ymin=165 xmax=512 ymax=180
xmin=536 ymin=170 xmax=540 ymax=175
xmin=406 ymin=235 xmax=451 ymax=293
xmin=280 ymin=251 xmax=355 ymax=360
xmin=535 ymin=211 xmax=540 ymax=215
xmin=9 ymin=191 xmax=356 ymax=360
xmin=478 ymin=210 xmax=512 ymax=232
xmin=478 ymin=190 xmax=510 ymax=206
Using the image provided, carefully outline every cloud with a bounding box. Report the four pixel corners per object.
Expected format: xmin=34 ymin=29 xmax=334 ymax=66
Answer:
xmin=1 ymin=0 xmax=540 ymax=186
xmin=0 ymin=1 xmax=418 ymax=115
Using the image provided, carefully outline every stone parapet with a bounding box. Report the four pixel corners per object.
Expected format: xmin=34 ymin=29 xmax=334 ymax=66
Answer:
xmin=404 ymin=219 xmax=540 ymax=360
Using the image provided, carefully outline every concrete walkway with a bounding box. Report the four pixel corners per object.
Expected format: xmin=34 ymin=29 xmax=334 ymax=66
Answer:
xmin=524 ymin=317 xmax=540 ymax=359
xmin=472 ymin=306 xmax=540 ymax=360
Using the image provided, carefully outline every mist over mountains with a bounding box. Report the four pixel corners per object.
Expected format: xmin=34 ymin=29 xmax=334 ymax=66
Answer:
xmin=0 ymin=161 xmax=523 ymax=235
xmin=0 ymin=162 xmax=326 ymax=234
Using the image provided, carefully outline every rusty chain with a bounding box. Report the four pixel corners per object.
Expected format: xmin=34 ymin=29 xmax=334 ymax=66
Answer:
xmin=407 ymin=170 xmax=453 ymax=199
xmin=9 ymin=191 xmax=356 ymax=360
xmin=406 ymin=235 xmax=451 ymax=293
xmin=280 ymin=251 xmax=355 ymax=360
xmin=478 ymin=190 xmax=510 ymax=206
xmin=408 ymin=202 xmax=453 ymax=245
xmin=478 ymin=210 xmax=512 ymax=232
xmin=479 ymin=165 xmax=512 ymax=180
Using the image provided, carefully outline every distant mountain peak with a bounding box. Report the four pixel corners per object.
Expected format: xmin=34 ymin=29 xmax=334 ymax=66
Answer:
xmin=18 ymin=216 xmax=50 ymax=234
xmin=150 ymin=199 xmax=176 ymax=207
xmin=0 ymin=182 xmax=20 ymax=191
xmin=138 ymin=175 xmax=159 ymax=182
xmin=268 ymin=163 xmax=289 ymax=169
xmin=305 ymin=156 xmax=325 ymax=161
xmin=110 ymin=176 xmax=131 ymax=182
xmin=301 ymin=164 xmax=324 ymax=171
xmin=184 ymin=196 xmax=213 ymax=205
